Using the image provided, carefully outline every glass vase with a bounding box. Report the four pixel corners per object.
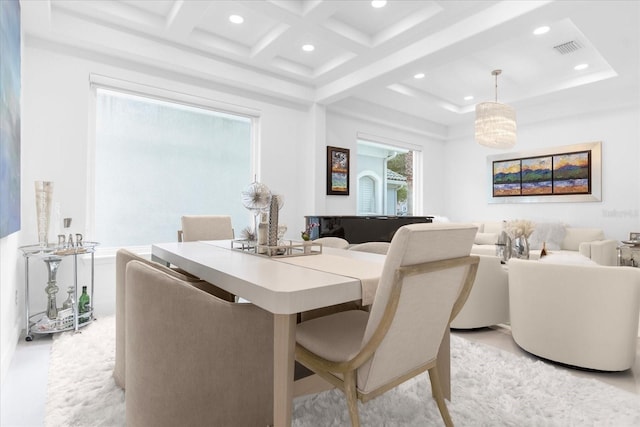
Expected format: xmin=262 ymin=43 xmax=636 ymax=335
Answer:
xmin=511 ymin=236 xmax=530 ymax=259
xmin=35 ymin=181 xmax=54 ymax=249
xmin=495 ymin=230 xmax=512 ymax=263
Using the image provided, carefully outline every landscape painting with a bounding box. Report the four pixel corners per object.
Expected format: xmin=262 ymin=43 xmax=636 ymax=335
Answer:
xmin=327 ymin=146 xmax=349 ymax=195
xmin=493 ymin=159 xmax=521 ymax=196
xmin=521 ymin=156 xmax=552 ymax=195
xmin=0 ymin=0 xmax=21 ymax=238
xmin=552 ymin=151 xmax=590 ymax=194
xmin=490 ymin=143 xmax=598 ymax=203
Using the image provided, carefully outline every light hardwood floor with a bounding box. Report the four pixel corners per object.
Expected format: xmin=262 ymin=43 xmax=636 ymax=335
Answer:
xmin=1 ymin=325 xmax=638 ymax=427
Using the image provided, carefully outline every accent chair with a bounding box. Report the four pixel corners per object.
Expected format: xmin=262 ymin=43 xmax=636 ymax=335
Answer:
xmin=178 ymin=214 xmax=234 ymax=242
xmin=125 ymin=260 xmax=273 ymax=426
xmin=295 ymin=223 xmax=479 ymax=427
xmin=113 ymin=249 xmax=233 ymax=389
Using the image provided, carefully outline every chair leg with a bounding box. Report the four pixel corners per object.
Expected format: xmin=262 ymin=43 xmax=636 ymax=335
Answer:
xmin=343 ymin=371 xmax=361 ymax=427
xmin=428 ymin=366 xmax=454 ymax=427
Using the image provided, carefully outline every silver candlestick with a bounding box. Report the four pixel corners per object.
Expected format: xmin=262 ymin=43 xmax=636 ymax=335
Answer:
xmin=43 ymin=256 xmax=62 ymax=320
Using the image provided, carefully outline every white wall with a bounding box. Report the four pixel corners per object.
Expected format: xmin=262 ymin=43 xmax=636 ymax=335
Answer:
xmin=1 ymin=40 xmax=453 ymax=381
xmin=323 ymin=111 xmax=446 ymax=217
xmin=444 ymin=107 xmax=640 ymax=241
xmin=0 ymin=40 xmax=316 ymax=382
xmin=0 ymin=234 xmax=22 ymax=383
xmin=2 ymin=34 xmax=639 ymax=385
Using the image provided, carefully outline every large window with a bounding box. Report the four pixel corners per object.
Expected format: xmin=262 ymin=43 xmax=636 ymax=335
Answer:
xmin=357 ymin=138 xmax=418 ymax=216
xmin=94 ymin=88 xmax=253 ymax=247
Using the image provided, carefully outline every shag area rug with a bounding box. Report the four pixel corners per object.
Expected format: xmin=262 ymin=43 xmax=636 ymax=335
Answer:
xmin=46 ymin=316 xmax=640 ymax=426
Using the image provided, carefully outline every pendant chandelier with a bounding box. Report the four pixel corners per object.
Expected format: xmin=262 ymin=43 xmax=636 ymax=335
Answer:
xmin=475 ymin=69 xmax=517 ymax=149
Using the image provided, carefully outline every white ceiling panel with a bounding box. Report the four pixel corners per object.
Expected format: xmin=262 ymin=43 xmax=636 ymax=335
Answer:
xmin=196 ymin=2 xmax=281 ymax=48
xmin=22 ymin=0 xmax=639 ymax=134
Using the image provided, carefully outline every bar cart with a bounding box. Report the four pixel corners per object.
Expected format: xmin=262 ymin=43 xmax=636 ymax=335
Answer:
xmin=19 ymin=241 xmax=99 ymax=341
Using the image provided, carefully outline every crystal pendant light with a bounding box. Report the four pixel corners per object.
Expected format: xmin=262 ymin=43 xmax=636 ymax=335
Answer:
xmin=475 ymin=70 xmax=517 ymax=149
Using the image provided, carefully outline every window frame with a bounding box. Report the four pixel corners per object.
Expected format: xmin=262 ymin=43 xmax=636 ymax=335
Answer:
xmin=356 ymin=133 xmax=422 ymax=216
xmin=87 ymin=75 xmax=260 ymax=251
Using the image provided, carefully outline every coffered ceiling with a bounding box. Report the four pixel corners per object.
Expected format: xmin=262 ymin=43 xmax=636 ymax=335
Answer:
xmin=20 ymin=0 xmax=640 ymax=136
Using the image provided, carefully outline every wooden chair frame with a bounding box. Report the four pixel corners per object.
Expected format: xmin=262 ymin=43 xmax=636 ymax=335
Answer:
xmin=296 ymin=255 xmax=479 ymax=427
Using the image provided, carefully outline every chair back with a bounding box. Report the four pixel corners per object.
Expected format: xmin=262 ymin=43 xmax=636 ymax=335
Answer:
xmin=115 ymin=249 xmax=199 ymax=388
xmin=125 ymin=261 xmax=273 ymax=427
xmin=358 ymin=223 xmax=478 ymax=393
xmin=180 ymin=215 xmax=233 ymax=241
xmin=348 ymin=241 xmax=390 ymax=255
xmin=314 ymin=236 xmax=350 ymax=249
xmin=115 ymin=249 xmax=234 ymax=389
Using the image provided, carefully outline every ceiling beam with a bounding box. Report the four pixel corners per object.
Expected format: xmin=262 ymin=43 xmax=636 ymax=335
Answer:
xmin=29 ymin=10 xmax=315 ymax=106
xmin=314 ymin=0 xmax=553 ymax=104
xmin=165 ymin=0 xmax=213 ymax=40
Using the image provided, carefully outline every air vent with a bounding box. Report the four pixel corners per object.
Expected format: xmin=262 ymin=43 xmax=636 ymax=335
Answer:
xmin=553 ymin=40 xmax=582 ymax=55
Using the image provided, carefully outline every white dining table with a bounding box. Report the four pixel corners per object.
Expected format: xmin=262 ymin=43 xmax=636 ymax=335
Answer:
xmin=151 ymin=240 xmax=451 ymax=427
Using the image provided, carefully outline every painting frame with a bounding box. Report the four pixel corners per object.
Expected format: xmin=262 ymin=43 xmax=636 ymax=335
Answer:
xmin=487 ymin=142 xmax=601 ymax=203
xmin=0 ymin=0 xmax=22 ymax=238
xmin=326 ymin=146 xmax=350 ymax=196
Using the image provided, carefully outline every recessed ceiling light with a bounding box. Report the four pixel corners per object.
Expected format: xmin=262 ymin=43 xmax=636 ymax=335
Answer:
xmin=464 ymin=95 xmax=474 ymax=101
xmin=229 ymin=15 xmax=244 ymax=24
xmin=574 ymin=63 xmax=589 ymax=71
xmin=371 ymin=1 xmax=387 ymax=8
xmin=302 ymin=44 xmax=315 ymax=52
xmin=533 ymin=26 xmax=550 ymax=35
xmin=414 ymin=73 xmax=425 ymax=79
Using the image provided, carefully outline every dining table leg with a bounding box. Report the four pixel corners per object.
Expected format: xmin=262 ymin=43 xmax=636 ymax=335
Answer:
xmin=273 ymin=313 xmax=296 ymax=426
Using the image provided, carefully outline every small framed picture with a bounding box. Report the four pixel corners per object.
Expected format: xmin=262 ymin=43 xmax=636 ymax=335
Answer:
xmin=327 ymin=146 xmax=350 ymax=195
xmin=630 ymin=232 xmax=640 ymax=241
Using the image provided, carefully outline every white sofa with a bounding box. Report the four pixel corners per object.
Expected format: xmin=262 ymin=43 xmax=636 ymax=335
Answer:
xmin=450 ymin=254 xmax=509 ymax=329
xmin=508 ymin=258 xmax=640 ymax=371
xmin=471 ymin=221 xmax=618 ymax=266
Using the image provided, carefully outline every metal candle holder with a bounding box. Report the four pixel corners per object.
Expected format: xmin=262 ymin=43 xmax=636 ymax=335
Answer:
xmin=43 ymin=256 xmax=62 ymax=320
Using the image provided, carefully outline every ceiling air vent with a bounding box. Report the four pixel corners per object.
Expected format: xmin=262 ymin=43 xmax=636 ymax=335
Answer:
xmin=553 ymin=40 xmax=582 ymax=55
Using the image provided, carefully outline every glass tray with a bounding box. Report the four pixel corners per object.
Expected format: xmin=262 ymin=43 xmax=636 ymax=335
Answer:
xmin=231 ymin=239 xmax=322 ymax=257
xmin=29 ymin=310 xmax=93 ymax=334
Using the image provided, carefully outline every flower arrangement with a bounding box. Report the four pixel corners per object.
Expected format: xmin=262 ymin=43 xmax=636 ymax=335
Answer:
xmin=301 ymin=222 xmax=319 ymax=241
xmin=240 ymin=226 xmax=255 ymax=241
xmin=504 ymin=219 xmax=535 ymax=240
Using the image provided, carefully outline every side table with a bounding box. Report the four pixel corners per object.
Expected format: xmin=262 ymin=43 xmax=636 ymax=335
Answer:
xmin=19 ymin=242 xmax=99 ymax=341
xmin=617 ymin=242 xmax=639 ymax=267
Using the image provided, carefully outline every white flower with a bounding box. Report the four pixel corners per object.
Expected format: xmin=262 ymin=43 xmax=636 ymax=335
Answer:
xmin=505 ymin=219 xmax=535 ymax=239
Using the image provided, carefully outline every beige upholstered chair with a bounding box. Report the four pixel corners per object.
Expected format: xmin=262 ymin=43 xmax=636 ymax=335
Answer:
xmin=178 ymin=214 xmax=234 ymax=242
xmin=296 ymin=223 xmax=479 ymax=427
xmin=302 ymin=241 xmax=388 ymax=322
xmin=450 ymin=254 xmax=509 ymax=329
xmin=313 ymin=236 xmax=350 ymax=249
xmin=113 ymin=249 xmax=233 ymax=389
xmin=125 ymin=260 xmax=274 ymax=427
xmin=348 ymin=241 xmax=390 ymax=255
xmin=509 ymin=258 xmax=640 ymax=371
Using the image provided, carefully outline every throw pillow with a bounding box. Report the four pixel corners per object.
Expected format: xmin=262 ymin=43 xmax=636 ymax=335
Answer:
xmin=475 ymin=232 xmax=499 ymax=245
xmin=528 ymin=222 xmax=566 ymax=250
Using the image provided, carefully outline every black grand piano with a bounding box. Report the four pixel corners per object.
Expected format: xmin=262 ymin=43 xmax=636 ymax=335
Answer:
xmin=305 ymin=215 xmax=434 ymax=244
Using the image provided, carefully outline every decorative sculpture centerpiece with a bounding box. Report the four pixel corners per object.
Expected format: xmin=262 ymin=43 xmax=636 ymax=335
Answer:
xmin=240 ymin=179 xmax=272 ymax=245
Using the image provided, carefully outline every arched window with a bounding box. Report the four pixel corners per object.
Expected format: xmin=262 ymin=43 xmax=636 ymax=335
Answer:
xmin=358 ymin=175 xmax=376 ymax=214
xmin=357 ymin=137 xmax=420 ymax=216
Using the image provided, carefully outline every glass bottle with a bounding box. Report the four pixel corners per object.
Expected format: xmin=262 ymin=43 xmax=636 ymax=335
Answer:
xmin=78 ymin=285 xmax=90 ymax=318
xmin=62 ymin=287 xmax=74 ymax=310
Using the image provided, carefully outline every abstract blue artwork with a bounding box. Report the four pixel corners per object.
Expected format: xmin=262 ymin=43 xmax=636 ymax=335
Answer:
xmin=0 ymin=0 xmax=21 ymax=238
